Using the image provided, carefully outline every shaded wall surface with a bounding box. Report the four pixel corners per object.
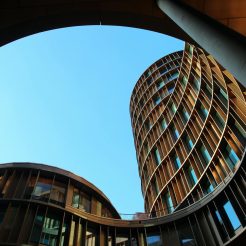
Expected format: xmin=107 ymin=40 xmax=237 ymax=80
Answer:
xmin=0 ymin=0 xmax=245 ymax=47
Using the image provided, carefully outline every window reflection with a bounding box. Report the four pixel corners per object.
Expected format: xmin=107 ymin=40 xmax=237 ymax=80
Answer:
xmin=186 ymin=166 xmax=198 ymax=188
xmin=177 ymin=218 xmax=196 ymax=246
xmin=40 ymin=212 xmax=61 ymax=246
xmin=223 ymin=201 xmax=241 ymax=231
xmin=153 ymin=148 xmax=161 ymax=166
xmin=50 ymin=180 xmax=66 ymax=206
xmin=32 ymin=177 xmax=52 ymax=202
xmin=163 ymin=191 xmax=174 ymax=213
xmin=30 ymin=210 xmax=45 ymax=243
xmin=200 ymin=145 xmax=211 ymax=165
xmin=146 ymin=233 xmax=162 ymax=246
xmin=222 ymin=144 xmax=240 ymax=170
xmin=72 ymin=188 xmax=91 ymax=213
xmin=30 ymin=209 xmax=66 ymax=246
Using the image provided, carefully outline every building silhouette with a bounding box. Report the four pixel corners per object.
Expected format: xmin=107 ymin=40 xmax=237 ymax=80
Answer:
xmin=0 ymin=43 xmax=245 ymax=245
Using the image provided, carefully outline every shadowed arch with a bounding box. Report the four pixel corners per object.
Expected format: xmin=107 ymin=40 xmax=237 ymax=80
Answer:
xmin=0 ymin=0 xmax=192 ymax=46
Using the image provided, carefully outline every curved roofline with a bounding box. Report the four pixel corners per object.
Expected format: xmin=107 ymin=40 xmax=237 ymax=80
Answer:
xmin=0 ymin=162 xmax=120 ymax=217
xmin=0 ymin=1 xmax=194 ymax=47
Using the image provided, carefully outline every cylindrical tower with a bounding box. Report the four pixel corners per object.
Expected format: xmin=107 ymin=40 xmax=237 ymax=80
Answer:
xmin=130 ymin=43 xmax=246 ymax=217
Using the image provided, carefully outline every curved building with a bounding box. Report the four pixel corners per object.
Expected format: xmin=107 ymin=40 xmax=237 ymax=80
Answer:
xmin=130 ymin=43 xmax=246 ymax=217
xmin=0 ymin=163 xmax=120 ymax=245
xmin=0 ymin=44 xmax=245 ymax=246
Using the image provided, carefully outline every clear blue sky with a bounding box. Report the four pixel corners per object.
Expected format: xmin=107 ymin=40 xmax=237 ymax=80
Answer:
xmin=0 ymin=26 xmax=183 ymax=215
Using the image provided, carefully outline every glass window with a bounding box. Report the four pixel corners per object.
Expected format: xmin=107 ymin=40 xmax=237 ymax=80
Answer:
xmin=226 ymin=145 xmax=240 ymax=167
xmin=192 ymin=78 xmax=200 ymax=93
xmin=79 ymin=191 xmax=91 ymax=213
xmin=202 ymin=178 xmax=214 ymax=195
xmin=177 ymin=218 xmax=196 ymax=246
xmin=185 ymin=135 xmax=193 ymax=151
xmin=222 ymin=144 xmax=240 ymax=170
xmin=40 ymin=212 xmax=61 ymax=246
xmin=187 ymin=166 xmax=198 ymax=187
xmin=160 ymin=118 xmax=167 ymax=130
xmin=232 ymin=120 xmax=246 ymax=145
xmin=199 ymin=104 xmax=208 ymax=121
xmin=156 ymin=60 xmax=163 ymax=68
xmin=153 ymin=148 xmax=161 ymax=165
xmin=168 ymin=86 xmax=174 ymax=94
xmin=30 ymin=210 xmax=45 ymax=243
xmin=72 ymin=188 xmax=80 ymax=208
xmin=156 ymin=80 xmax=165 ymax=90
xmin=182 ymin=108 xmax=190 ymax=122
xmin=169 ymin=72 xmax=179 ymax=81
xmin=171 ymin=103 xmax=177 ymax=114
xmin=163 ymin=191 xmax=174 ymax=213
xmin=50 ymin=180 xmax=66 ymax=205
xmin=147 ymin=77 xmax=153 ymax=86
xmin=146 ymin=233 xmax=162 ymax=246
xmin=218 ymin=88 xmax=228 ymax=105
xmin=205 ymin=84 xmax=212 ymax=99
xmin=153 ymin=95 xmax=161 ymax=105
xmin=200 ymin=145 xmax=211 ymax=165
xmin=72 ymin=189 xmax=91 ymax=213
xmin=214 ymin=112 xmax=225 ymax=131
xmin=32 ymin=177 xmax=52 ymax=202
xmin=145 ymin=119 xmax=152 ymax=131
xmin=223 ymin=201 xmax=241 ymax=231
xmin=172 ymin=126 xmax=179 ymax=141
xmin=153 ymin=179 xmax=159 ymax=196
xmin=160 ymin=68 xmax=167 ymax=75
xmin=174 ymin=155 xmax=181 ymax=170
xmin=181 ymin=76 xmax=188 ymax=88
xmin=214 ymin=209 xmax=228 ymax=240
xmin=145 ymin=70 xmax=151 ymax=77
xmin=24 ymin=176 xmax=37 ymax=199
xmin=215 ymin=210 xmax=223 ymax=224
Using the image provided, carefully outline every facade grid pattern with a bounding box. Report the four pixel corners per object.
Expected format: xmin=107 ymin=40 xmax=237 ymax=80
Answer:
xmin=130 ymin=43 xmax=246 ymax=218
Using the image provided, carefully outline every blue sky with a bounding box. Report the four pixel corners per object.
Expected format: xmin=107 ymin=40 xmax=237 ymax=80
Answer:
xmin=0 ymin=26 xmax=183 ymax=215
